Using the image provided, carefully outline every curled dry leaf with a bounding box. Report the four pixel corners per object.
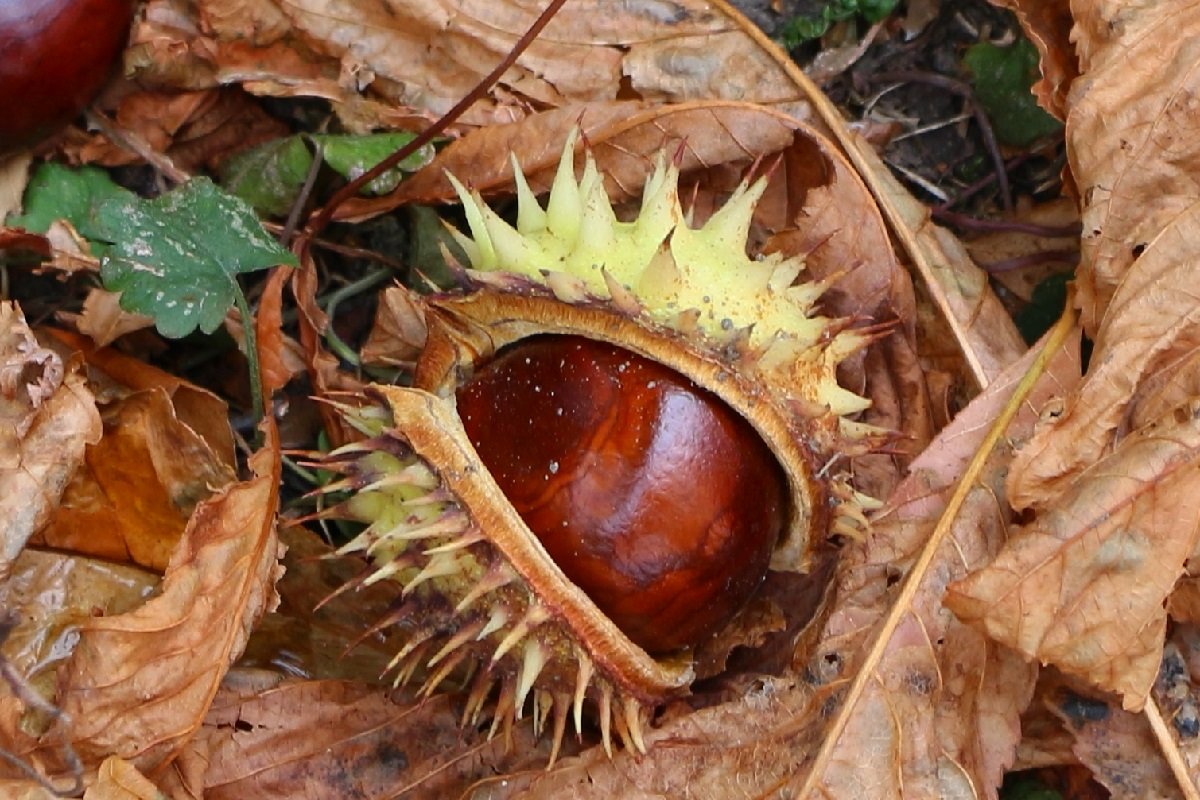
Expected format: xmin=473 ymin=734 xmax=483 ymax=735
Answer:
xmin=0 ymin=152 xmax=32 ymax=220
xmin=16 ymin=424 xmax=283 ymax=777
xmin=84 ymin=756 xmax=164 ymax=799
xmin=1045 ymin=679 xmax=1177 ymax=799
xmin=0 ymin=304 xmax=101 ymax=579
xmin=35 ymin=387 xmax=237 ymax=571
xmin=74 ymin=88 xmax=289 ymax=173
xmin=131 ymin=0 xmax=815 ymax=132
xmin=1009 ymin=206 xmax=1200 ymax=510
xmin=60 ymin=289 xmax=155 ymax=349
xmin=991 ymin=0 xmax=1075 ymax=121
xmin=28 ymin=331 xmax=237 ymax=571
xmin=254 ymin=266 xmax=306 ymax=400
xmin=46 ymin=328 xmax=236 ymax=466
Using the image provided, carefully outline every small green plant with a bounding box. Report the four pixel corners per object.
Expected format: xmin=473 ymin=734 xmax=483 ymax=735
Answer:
xmin=10 ymin=163 xmax=298 ymax=421
xmin=777 ymin=0 xmax=898 ymax=48
xmin=963 ymin=38 xmax=1063 ymax=147
xmin=220 ymin=132 xmax=435 ymax=217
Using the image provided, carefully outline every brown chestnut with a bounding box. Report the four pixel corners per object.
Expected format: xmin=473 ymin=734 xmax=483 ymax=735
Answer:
xmin=0 ymin=0 xmax=134 ymax=154
xmin=456 ymin=334 xmax=788 ymax=654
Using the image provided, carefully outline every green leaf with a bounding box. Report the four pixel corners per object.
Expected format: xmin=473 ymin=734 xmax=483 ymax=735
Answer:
xmin=7 ymin=162 xmax=133 ymax=239
xmin=220 ymin=135 xmax=314 ymax=218
xmin=964 ymin=38 xmax=1063 ymax=148
xmin=96 ymin=178 xmax=297 ymax=338
xmin=1000 ymin=772 xmax=1063 ymax=800
xmin=219 ymin=132 xmax=436 ymax=214
xmin=777 ymin=0 xmax=898 ymax=47
xmin=1015 ymin=271 xmax=1071 ymax=345
xmin=313 ymin=132 xmax=435 ymax=195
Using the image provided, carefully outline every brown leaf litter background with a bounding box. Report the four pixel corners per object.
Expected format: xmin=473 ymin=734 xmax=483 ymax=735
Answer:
xmin=4 ymin=0 xmax=1200 ymax=797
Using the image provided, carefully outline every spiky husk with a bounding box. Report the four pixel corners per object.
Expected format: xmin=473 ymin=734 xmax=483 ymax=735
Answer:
xmin=316 ymin=130 xmax=879 ymax=759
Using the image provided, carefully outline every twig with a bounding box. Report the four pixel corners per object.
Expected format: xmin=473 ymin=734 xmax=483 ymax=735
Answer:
xmin=1145 ymin=696 xmax=1200 ymax=800
xmin=301 ymin=0 xmax=571 ymax=248
xmin=979 ymin=249 xmax=1079 ymax=274
xmin=793 ymin=289 xmax=1077 ymax=797
xmin=84 ymin=109 xmax=190 ymax=185
xmin=0 ymin=612 xmax=84 ymax=797
xmin=322 ymin=267 xmax=394 ymax=368
xmin=280 ymin=137 xmax=326 ymax=248
xmin=873 ymin=70 xmax=1013 ymax=212
xmin=933 ymin=208 xmax=1081 ymax=238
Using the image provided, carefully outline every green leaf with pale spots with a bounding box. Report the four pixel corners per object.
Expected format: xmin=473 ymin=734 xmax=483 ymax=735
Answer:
xmin=95 ymin=178 xmax=297 ymax=338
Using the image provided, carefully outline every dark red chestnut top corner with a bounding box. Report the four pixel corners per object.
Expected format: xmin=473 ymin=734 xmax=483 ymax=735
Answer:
xmin=0 ymin=0 xmax=136 ymax=155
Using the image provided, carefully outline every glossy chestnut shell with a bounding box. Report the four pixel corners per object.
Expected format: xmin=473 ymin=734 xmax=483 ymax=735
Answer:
xmin=0 ymin=0 xmax=134 ymax=154
xmin=456 ymin=334 xmax=788 ymax=654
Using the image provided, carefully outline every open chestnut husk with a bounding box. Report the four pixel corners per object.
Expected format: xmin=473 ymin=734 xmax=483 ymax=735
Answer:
xmin=314 ymin=131 xmax=878 ymax=761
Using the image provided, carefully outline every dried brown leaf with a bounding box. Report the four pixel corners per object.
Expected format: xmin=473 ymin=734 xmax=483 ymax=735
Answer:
xmin=1009 ymin=206 xmax=1200 ymax=509
xmin=46 ymin=328 xmax=236 ymax=468
xmin=360 ymin=285 xmax=427 ymax=368
xmin=949 ymin=408 xmax=1200 ymax=708
xmin=0 ymin=550 xmax=158 ymax=771
xmin=1045 ymin=680 xmax=1176 ymax=799
xmin=83 ymin=756 xmax=165 ymax=800
xmin=495 ymin=676 xmax=822 ymax=798
xmin=74 ymin=88 xmax=289 ymax=173
xmin=164 ymin=675 xmax=538 ymax=799
xmin=372 ymin=101 xmax=797 ymax=212
xmin=796 ymin=326 xmax=1081 ymax=798
xmin=1065 ymin=2 xmax=1200 ymax=335
xmin=131 ymin=0 xmax=814 ymax=132
xmin=36 ymin=387 xmax=236 ymax=571
xmin=992 ymin=0 xmax=1075 ymax=121
xmin=60 ymin=289 xmax=155 ymax=349
xmin=0 ymin=152 xmax=32 ymax=221
xmin=254 ymin=266 xmax=303 ymax=400
xmin=23 ymin=424 xmax=283 ymax=776
xmin=0 ymin=305 xmax=101 ymax=580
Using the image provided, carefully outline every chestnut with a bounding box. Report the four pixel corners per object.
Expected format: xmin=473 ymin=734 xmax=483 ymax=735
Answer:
xmin=0 ymin=0 xmax=135 ymax=154
xmin=456 ymin=334 xmax=788 ymax=654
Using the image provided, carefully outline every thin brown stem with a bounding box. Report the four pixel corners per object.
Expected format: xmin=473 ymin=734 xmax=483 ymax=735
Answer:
xmin=301 ymin=0 xmax=570 ymax=253
xmin=874 ymin=69 xmax=1013 ymax=212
